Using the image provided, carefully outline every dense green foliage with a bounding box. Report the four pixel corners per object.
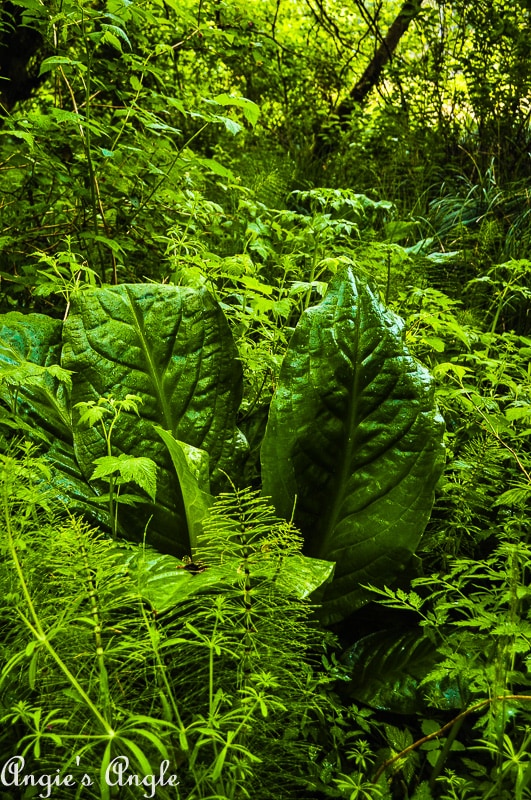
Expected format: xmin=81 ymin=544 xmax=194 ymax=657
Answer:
xmin=0 ymin=271 xmax=443 ymax=624
xmin=1 ymin=0 xmax=531 ymax=798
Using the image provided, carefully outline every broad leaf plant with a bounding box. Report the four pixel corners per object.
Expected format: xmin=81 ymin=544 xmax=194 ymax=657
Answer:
xmin=0 ymin=266 xmax=444 ymax=624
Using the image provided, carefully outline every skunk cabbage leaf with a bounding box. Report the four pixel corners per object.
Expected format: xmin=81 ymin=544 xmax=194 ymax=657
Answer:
xmin=0 ymin=312 xmax=71 ymax=440
xmin=61 ymin=284 xmax=246 ymax=554
xmin=342 ymin=629 xmax=464 ymax=713
xmin=261 ymin=266 xmax=445 ymax=624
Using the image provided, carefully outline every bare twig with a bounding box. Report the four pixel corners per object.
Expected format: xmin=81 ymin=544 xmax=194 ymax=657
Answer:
xmin=372 ymin=694 xmax=531 ymax=784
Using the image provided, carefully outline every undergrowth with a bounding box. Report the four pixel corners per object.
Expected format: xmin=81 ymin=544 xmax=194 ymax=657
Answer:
xmin=1 ymin=178 xmax=531 ymax=798
xmin=0 ymin=445 xmax=335 ymax=799
xmin=1 ymin=12 xmax=531 ymax=790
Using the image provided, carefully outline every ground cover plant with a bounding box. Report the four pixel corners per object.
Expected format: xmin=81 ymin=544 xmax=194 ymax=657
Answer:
xmin=1 ymin=1 xmax=531 ymax=798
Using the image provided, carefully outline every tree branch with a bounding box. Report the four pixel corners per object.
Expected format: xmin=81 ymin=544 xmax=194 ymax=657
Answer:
xmin=372 ymin=694 xmax=531 ymax=784
xmin=313 ymin=0 xmax=424 ymax=157
xmin=341 ymin=0 xmax=424 ymax=113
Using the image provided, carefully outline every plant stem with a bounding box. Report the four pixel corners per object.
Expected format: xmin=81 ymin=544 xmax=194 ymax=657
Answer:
xmin=3 ymin=484 xmax=114 ymax=737
xmin=76 ymin=520 xmax=112 ymax=723
xmin=372 ymin=695 xmax=531 ymax=784
xmin=428 ymin=716 xmax=464 ymax=791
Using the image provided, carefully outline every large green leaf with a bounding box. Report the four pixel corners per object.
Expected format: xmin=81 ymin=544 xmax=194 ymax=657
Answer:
xmin=261 ymin=267 xmax=445 ymax=624
xmin=121 ymin=546 xmax=334 ymax=615
xmin=45 ymin=438 xmax=107 ymax=525
xmin=0 ymin=312 xmax=72 ymax=441
xmin=342 ymin=629 xmax=464 ymax=714
xmin=120 ymin=516 xmax=334 ymax=616
xmin=61 ymin=284 xmax=246 ymax=554
xmin=0 ymin=313 xmax=109 ymax=521
xmin=154 ymin=427 xmax=213 ymax=550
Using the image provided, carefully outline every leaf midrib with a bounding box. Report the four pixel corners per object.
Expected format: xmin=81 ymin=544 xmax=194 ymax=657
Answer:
xmin=124 ymin=285 xmax=174 ymax=431
xmin=315 ymin=287 xmax=363 ymax=560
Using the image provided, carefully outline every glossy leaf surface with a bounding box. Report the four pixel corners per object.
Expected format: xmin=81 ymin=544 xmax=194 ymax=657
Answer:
xmin=261 ymin=267 xmax=445 ymax=623
xmin=0 ymin=312 xmax=72 ymax=440
xmin=343 ymin=629 xmax=464 ymax=713
xmin=61 ymin=284 xmax=245 ymax=554
xmin=122 ymin=539 xmax=334 ymax=614
xmin=154 ymin=427 xmax=213 ymax=550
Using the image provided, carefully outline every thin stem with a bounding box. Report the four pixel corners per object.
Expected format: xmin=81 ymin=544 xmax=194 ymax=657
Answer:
xmin=75 ymin=520 xmax=112 ymax=724
xmin=58 ymin=62 xmax=108 ymax=283
xmin=3 ymin=484 xmax=113 ymax=737
xmin=459 ymin=383 xmax=531 ymax=483
xmin=372 ymin=695 xmax=531 ymax=784
xmin=100 ymin=417 xmax=116 ymax=536
xmin=428 ymin=716 xmax=464 ymax=791
xmin=137 ymin=599 xmax=189 ymax=750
